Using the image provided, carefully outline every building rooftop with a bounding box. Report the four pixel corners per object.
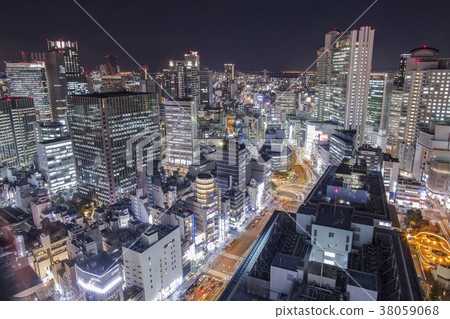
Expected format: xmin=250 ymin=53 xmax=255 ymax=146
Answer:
xmin=271 ymin=253 xmax=301 ymax=271
xmin=347 ymin=269 xmax=377 ymax=291
xmin=76 ymin=252 xmax=117 ymax=276
xmin=315 ymin=203 xmax=353 ymax=230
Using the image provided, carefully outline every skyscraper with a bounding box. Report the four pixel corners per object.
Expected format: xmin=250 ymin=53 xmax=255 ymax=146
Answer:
xmin=184 ymin=51 xmax=200 ymax=101
xmin=5 ymin=62 xmax=51 ymax=120
xmin=393 ymin=53 xmax=411 ymax=89
xmin=366 ymin=72 xmax=394 ymax=148
xmin=22 ymin=51 xmax=68 ymax=122
xmin=213 ymin=139 xmax=248 ymax=193
xmin=0 ymin=97 xmax=37 ymax=167
xmin=47 ymin=40 xmax=87 ymax=96
xmin=199 ymin=69 xmax=213 ymax=107
xmin=315 ymin=26 xmax=375 ymax=147
xmin=166 ymin=51 xmax=200 ymax=101
xmin=68 ymin=92 xmax=160 ymax=204
xmin=163 ymin=99 xmax=199 ymax=174
xmin=105 ymin=55 xmax=119 ymax=75
xmin=398 ymin=47 xmax=450 ymax=173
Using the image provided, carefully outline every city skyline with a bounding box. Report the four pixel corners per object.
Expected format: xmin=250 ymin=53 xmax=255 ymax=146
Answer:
xmin=1 ymin=0 xmax=450 ymax=306
xmin=1 ymin=0 xmax=450 ymax=72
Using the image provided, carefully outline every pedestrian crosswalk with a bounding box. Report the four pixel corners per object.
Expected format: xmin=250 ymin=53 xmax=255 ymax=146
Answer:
xmin=207 ymin=269 xmax=227 ymax=279
xmin=222 ymin=252 xmax=240 ymax=260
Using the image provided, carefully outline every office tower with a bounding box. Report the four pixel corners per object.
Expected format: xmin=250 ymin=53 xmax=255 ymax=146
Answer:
xmin=276 ymin=90 xmax=298 ymax=115
xmin=5 ymin=62 xmax=51 ymax=120
xmin=47 ymin=40 xmax=81 ymax=81
xmin=184 ymin=51 xmax=200 ymax=101
xmin=213 ymin=139 xmax=248 ymax=193
xmin=398 ymin=47 xmax=450 ymax=173
xmin=367 ymin=72 xmax=394 ymax=148
xmin=314 ymin=30 xmax=339 ymax=122
xmin=186 ymin=174 xmax=221 ymax=246
xmin=199 ymin=69 xmax=213 ymax=107
xmin=386 ymin=89 xmax=406 ymax=155
xmin=105 ymin=54 xmax=119 ymax=75
xmin=122 ymin=225 xmax=183 ymax=301
xmin=167 ymin=60 xmax=185 ymax=99
xmin=37 ymin=136 xmax=76 ymax=195
xmin=22 ymin=51 xmax=68 ymax=122
xmin=68 ymin=92 xmax=160 ymax=204
xmin=47 ymin=40 xmax=87 ymax=96
xmin=87 ymin=71 xmax=102 ymax=93
xmin=224 ymin=63 xmax=235 ymax=82
xmin=315 ymin=27 xmax=375 ymax=147
xmin=163 ymin=100 xmax=199 ymax=174
xmin=100 ymin=75 xmax=125 ymax=93
xmin=0 ymin=97 xmax=37 ymax=167
xmin=34 ymin=121 xmax=68 ymax=142
xmin=329 ymin=129 xmax=356 ymax=166
xmin=166 ymin=52 xmax=200 ymax=101
xmin=393 ymin=53 xmax=411 ymax=88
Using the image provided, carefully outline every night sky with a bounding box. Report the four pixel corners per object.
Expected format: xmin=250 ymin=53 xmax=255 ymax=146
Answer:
xmin=1 ymin=0 xmax=449 ymax=73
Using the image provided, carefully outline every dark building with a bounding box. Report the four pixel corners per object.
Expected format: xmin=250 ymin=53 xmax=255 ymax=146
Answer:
xmin=0 ymin=97 xmax=37 ymax=167
xmin=67 ymin=92 xmax=160 ymax=204
xmin=105 ymin=55 xmax=119 ymax=75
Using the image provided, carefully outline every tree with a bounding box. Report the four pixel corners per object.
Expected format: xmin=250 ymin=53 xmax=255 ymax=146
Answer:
xmin=405 ymin=209 xmax=424 ymax=229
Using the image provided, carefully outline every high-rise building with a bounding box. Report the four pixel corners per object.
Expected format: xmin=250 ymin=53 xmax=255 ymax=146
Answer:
xmin=22 ymin=51 xmax=68 ymax=122
xmin=47 ymin=40 xmax=81 ymax=82
xmin=5 ymin=62 xmax=50 ymax=120
xmin=199 ymin=69 xmax=213 ymax=107
xmin=224 ymin=63 xmax=235 ymax=82
xmin=366 ymin=72 xmax=394 ymax=148
xmin=105 ymin=55 xmax=119 ymax=75
xmin=34 ymin=121 xmax=68 ymax=142
xmin=213 ymin=139 xmax=248 ymax=193
xmin=393 ymin=53 xmax=411 ymax=89
xmin=166 ymin=52 xmax=200 ymax=101
xmin=398 ymin=47 xmax=450 ymax=173
xmin=122 ymin=225 xmax=183 ymax=301
xmin=47 ymin=40 xmax=87 ymax=96
xmin=0 ymin=97 xmax=37 ymax=167
xmin=163 ymin=100 xmax=199 ymax=174
xmin=315 ymin=27 xmax=375 ymax=147
xmin=37 ymin=137 xmax=76 ymax=195
xmin=68 ymin=92 xmax=160 ymax=204
xmin=184 ymin=51 xmax=200 ymax=101
xmin=329 ymin=129 xmax=356 ymax=166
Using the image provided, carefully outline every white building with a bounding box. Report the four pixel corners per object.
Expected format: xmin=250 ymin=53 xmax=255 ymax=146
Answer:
xmin=37 ymin=137 xmax=76 ymax=195
xmin=122 ymin=225 xmax=183 ymax=301
xmin=163 ymin=100 xmax=199 ymax=174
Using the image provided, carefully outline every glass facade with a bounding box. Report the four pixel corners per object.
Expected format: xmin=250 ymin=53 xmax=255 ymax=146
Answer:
xmin=6 ymin=62 xmax=50 ymax=120
xmin=68 ymin=92 xmax=160 ymax=204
